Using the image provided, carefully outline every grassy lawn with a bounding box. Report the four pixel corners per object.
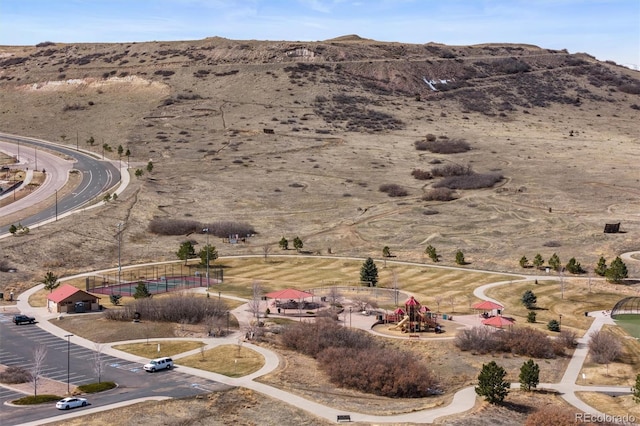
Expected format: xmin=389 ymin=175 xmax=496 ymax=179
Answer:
xmin=614 ymin=314 xmax=640 ymax=339
xmin=578 ymin=325 xmax=640 ymax=387
xmin=576 ymin=392 xmax=640 ymax=420
xmin=112 ymin=341 xmax=204 ymax=358
xmin=178 ymin=344 xmax=264 ymax=377
xmin=485 ymin=279 xmax=625 ymax=335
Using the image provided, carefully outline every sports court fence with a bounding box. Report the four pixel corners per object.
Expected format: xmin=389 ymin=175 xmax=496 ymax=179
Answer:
xmin=86 ymin=264 xmax=223 ymax=296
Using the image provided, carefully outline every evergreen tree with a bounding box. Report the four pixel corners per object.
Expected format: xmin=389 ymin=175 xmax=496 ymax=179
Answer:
xmin=548 ymin=253 xmax=561 ymax=271
xmin=199 ymin=244 xmax=218 ymax=266
xmin=109 ymin=294 xmax=122 ymax=306
xmin=632 ymin=373 xmax=640 ymax=403
xmin=9 ymin=224 xmax=17 ymax=235
xmin=455 ymin=250 xmax=465 ymax=265
xmin=475 ymin=361 xmax=510 ymax=404
xmin=521 ymin=290 xmax=537 ymax=309
xmin=595 ymin=256 xmax=607 ymax=276
xmin=146 ymin=161 xmax=154 ymax=173
xmin=293 ymin=236 xmax=303 ymax=252
xmin=547 ymin=319 xmax=560 ymax=332
xmin=605 ymin=256 xmax=628 ymax=283
xmin=42 ymin=271 xmax=60 ymax=293
xmin=519 ymin=359 xmax=540 ymax=391
xmin=519 ymin=256 xmax=529 ymax=268
xmin=360 ymin=257 xmax=379 ymax=287
xmin=133 ymin=281 xmax=151 ymax=299
xmin=176 ymin=241 xmax=197 ymax=265
xmin=566 ymin=257 xmax=584 ymax=274
xmin=382 ymin=246 xmax=391 ymax=257
xmin=279 ymin=237 xmax=288 ymax=250
xmin=533 ymin=254 xmax=544 ymax=269
xmin=527 ymin=311 xmax=536 ymax=323
xmin=425 ymin=245 xmax=438 ymax=262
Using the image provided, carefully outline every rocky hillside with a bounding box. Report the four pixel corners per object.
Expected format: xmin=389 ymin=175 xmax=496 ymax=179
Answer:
xmin=0 ymin=36 xmax=639 ymax=288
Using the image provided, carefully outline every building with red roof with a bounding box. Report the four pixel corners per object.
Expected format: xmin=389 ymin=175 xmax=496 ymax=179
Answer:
xmin=46 ymin=283 xmax=101 ymax=313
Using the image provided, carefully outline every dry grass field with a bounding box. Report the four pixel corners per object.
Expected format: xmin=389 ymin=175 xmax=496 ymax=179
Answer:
xmin=1 ymin=36 xmax=639 ymax=423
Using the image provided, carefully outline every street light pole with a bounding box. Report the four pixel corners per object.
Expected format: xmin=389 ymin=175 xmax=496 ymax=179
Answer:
xmin=55 ymin=189 xmax=58 ymax=221
xmin=117 ymin=223 xmax=123 ymax=284
xmin=203 ymin=228 xmax=210 ymax=288
xmin=64 ymin=334 xmax=73 ymax=394
xmin=349 ymin=307 xmax=352 ymax=328
xmin=559 ymin=314 xmax=562 ymax=331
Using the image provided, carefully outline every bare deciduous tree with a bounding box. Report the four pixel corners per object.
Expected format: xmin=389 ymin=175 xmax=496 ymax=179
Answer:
xmin=327 ymin=286 xmax=343 ymax=306
xmin=31 ymin=345 xmax=48 ymax=396
xmin=92 ymin=343 xmax=105 ymax=383
xmin=589 ymin=330 xmax=622 ymax=375
xmin=262 ymin=245 xmax=271 ymax=261
xmin=448 ymin=295 xmax=456 ymax=312
xmin=248 ymin=281 xmax=263 ymax=321
xmin=434 ymin=295 xmax=443 ymax=312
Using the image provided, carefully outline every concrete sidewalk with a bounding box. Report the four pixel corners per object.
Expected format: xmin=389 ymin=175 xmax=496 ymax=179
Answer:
xmin=9 ymin=274 xmax=635 ymax=425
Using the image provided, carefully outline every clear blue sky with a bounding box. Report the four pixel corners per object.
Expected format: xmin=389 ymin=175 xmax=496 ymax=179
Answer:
xmin=1 ymin=0 xmax=638 ymax=68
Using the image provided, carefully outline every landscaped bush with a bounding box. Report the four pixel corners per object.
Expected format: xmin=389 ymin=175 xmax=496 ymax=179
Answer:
xmin=318 ymin=347 xmax=439 ymax=398
xmin=454 ymin=326 xmax=496 ymax=354
xmin=12 ymin=395 xmax=60 ymax=405
xmin=104 ymin=293 xmax=227 ymax=324
xmin=496 ymin=327 xmax=555 ymax=358
xmin=77 ymin=381 xmax=116 ymax=393
xmin=422 ymin=188 xmax=456 ymax=201
xmin=280 ymin=319 xmax=439 ymax=397
xmin=433 ymin=172 xmax=503 ymax=190
xmin=379 ymin=184 xmax=408 ymax=197
xmin=0 ymin=366 xmax=32 ymax=384
xmin=455 ymin=326 xmax=559 ymax=359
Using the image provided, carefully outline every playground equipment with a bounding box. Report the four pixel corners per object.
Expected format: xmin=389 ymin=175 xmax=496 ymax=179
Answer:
xmin=390 ymin=315 xmax=410 ymax=330
xmin=386 ymin=296 xmax=440 ymax=333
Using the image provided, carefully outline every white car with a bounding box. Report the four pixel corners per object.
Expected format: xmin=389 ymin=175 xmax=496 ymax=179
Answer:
xmin=55 ymin=397 xmax=88 ymax=410
xmin=143 ymin=356 xmax=174 ymax=372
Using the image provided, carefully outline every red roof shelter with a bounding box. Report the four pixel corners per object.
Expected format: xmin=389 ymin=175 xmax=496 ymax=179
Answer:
xmin=47 ymin=284 xmax=101 ymax=314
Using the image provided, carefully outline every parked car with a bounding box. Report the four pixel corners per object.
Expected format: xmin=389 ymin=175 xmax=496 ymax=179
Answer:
xmin=13 ymin=314 xmax=36 ymax=325
xmin=143 ymin=356 xmax=174 ymax=372
xmin=55 ymin=397 xmax=88 ymax=410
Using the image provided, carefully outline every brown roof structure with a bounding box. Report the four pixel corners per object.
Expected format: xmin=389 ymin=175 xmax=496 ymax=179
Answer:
xmin=47 ymin=283 xmax=100 ymax=303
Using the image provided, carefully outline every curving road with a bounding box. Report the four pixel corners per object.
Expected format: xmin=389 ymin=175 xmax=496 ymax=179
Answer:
xmin=0 ymin=132 xmax=120 ymax=234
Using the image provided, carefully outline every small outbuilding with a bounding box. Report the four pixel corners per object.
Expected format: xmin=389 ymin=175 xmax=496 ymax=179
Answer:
xmin=46 ymin=283 xmax=101 ymax=313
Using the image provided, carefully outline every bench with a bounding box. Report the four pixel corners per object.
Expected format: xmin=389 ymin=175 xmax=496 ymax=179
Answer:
xmin=337 ymin=414 xmax=351 ymax=422
xmin=409 ymin=334 xmax=420 ymax=338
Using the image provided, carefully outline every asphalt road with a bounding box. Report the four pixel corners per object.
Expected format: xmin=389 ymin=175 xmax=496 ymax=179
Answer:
xmin=0 ymin=312 xmax=230 ymax=426
xmin=0 ymin=133 xmax=120 ymax=234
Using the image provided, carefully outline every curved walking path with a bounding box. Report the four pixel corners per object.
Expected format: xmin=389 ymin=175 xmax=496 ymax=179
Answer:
xmin=9 ymin=252 xmax=640 ymax=424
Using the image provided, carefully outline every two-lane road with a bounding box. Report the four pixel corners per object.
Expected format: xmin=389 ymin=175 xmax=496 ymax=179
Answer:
xmin=0 ymin=133 xmax=120 ymax=233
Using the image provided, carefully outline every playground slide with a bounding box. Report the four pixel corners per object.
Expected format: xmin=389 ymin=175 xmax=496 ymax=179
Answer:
xmin=390 ymin=315 xmax=409 ymax=330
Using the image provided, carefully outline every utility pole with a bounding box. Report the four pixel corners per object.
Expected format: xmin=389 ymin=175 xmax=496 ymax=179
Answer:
xmin=65 ymin=334 xmax=73 ymax=394
xmin=203 ymin=228 xmax=210 ymax=288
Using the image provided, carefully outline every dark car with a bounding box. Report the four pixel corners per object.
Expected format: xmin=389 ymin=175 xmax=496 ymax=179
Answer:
xmin=13 ymin=314 xmax=36 ymax=325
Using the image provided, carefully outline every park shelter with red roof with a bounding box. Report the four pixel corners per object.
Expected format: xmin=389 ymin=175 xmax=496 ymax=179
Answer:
xmin=46 ymin=283 xmax=101 ymax=313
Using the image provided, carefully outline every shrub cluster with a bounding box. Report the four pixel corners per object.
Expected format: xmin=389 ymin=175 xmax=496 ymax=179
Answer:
xmin=422 ymin=188 xmax=456 ymax=201
xmin=0 ymin=366 xmax=32 ymax=384
xmin=411 ymin=169 xmax=432 ymax=180
xmin=280 ymin=319 xmax=439 ymax=398
xmin=379 ymin=184 xmax=408 ymax=197
xmin=148 ymin=218 xmax=255 ymax=238
xmin=431 ymin=164 xmax=472 ymax=177
xmin=455 ymin=326 xmax=561 ymax=358
xmin=433 ymin=172 xmax=503 ymax=190
xmin=415 ymin=138 xmax=471 ymax=154
xmin=104 ymin=293 xmax=227 ymax=324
